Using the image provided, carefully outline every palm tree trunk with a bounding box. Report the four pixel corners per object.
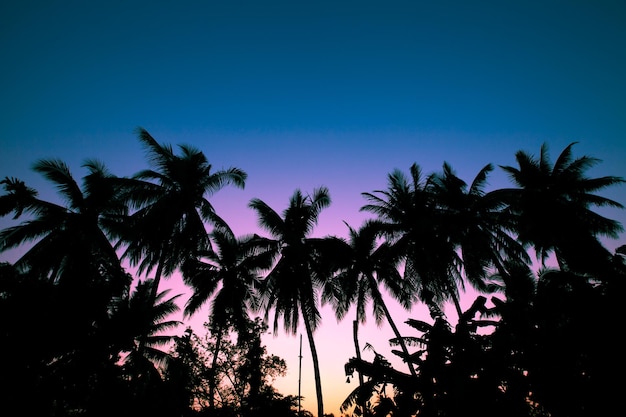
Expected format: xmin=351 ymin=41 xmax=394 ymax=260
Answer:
xmin=371 ymin=282 xmax=418 ymax=378
xmin=440 ymin=280 xmax=464 ymax=322
xmin=352 ymin=319 xmax=368 ymax=415
xmin=209 ymin=325 xmax=224 ymax=410
xmin=451 ymin=292 xmax=463 ymax=321
xmin=149 ymin=247 xmax=166 ymax=304
xmin=380 ymin=299 xmax=418 ymax=378
xmin=302 ymin=310 xmax=324 ymax=417
xmin=352 ymin=320 xmax=365 ymax=387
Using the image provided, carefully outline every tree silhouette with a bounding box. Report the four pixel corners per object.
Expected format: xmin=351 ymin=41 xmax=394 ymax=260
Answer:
xmin=430 ymin=162 xmax=529 ymax=289
xmin=324 ymin=219 xmax=416 ymax=383
xmin=108 ymin=279 xmax=183 ymax=415
xmin=361 ymin=163 xmax=460 ymax=319
xmin=113 ymin=127 xmax=247 ymax=305
xmin=1 ymin=141 xmax=625 ymax=417
xmin=0 ymin=159 xmax=128 ymax=295
xmin=181 ymin=223 xmax=275 ymax=409
xmin=499 ymin=142 xmax=625 ymax=274
xmin=249 ymin=187 xmax=342 ymax=417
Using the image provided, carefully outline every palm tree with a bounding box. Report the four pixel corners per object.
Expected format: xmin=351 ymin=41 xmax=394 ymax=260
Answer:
xmin=0 ymin=161 xmax=133 ymax=415
xmin=324 ymin=219 xmax=417 ymax=379
xmin=248 ymin=187 xmax=341 ymax=417
xmin=110 ymin=279 xmax=182 ymax=366
xmin=0 ymin=158 xmax=129 ymax=302
xmin=499 ymin=142 xmax=625 ymax=274
xmin=430 ymin=162 xmax=529 ymax=290
xmin=0 ymin=176 xmax=38 ymax=219
xmin=181 ymin=223 xmax=275 ymax=409
xmin=107 ymin=279 xmax=183 ymax=414
xmin=360 ymin=163 xmax=460 ymax=319
xmin=114 ymin=127 xmax=247 ymax=304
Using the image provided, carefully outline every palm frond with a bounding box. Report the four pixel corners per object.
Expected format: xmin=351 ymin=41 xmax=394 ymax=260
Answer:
xmin=249 ymin=198 xmax=284 ymax=238
xmin=32 ymin=159 xmax=83 ymax=210
xmin=552 ymin=142 xmax=577 ymax=175
xmin=468 ymin=163 xmax=494 ymax=196
xmin=0 ymin=177 xmax=38 ymax=218
xmin=135 ymin=127 xmax=175 ymax=169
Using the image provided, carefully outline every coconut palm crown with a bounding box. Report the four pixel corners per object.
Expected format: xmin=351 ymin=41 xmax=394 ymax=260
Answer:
xmin=113 ymin=127 xmax=247 ymax=299
xmin=499 ymin=142 xmax=625 ymax=274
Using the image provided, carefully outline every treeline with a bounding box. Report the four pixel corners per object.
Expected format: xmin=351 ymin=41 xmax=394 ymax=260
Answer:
xmin=1 ymin=129 xmax=624 ymax=417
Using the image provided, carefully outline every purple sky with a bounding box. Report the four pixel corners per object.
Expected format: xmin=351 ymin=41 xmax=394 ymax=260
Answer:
xmin=2 ymin=1 xmax=626 ymax=414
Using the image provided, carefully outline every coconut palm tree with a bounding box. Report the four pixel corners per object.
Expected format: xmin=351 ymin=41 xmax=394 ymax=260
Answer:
xmin=110 ymin=279 xmax=182 ymax=367
xmin=0 ymin=158 xmax=129 ymax=301
xmin=113 ymin=127 xmax=247 ymax=303
xmin=106 ymin=278 xmax=183 ymax=415
xmin=499 ymin=142 xmax=625 ymax=274
xmin=324 ymin=219 xmax=417 ymax=379
xmin=0 ymin=160 xmax=133 ymax=415
xmin=360 ymin=163 xmax=460 ymax=319
xmin=430 ymin=162 xmax=529 ymax=290
xmin=181 ymin=223 xmax=275 ymax=409
xmin=248 ymin=187 xmax=341 ymax=417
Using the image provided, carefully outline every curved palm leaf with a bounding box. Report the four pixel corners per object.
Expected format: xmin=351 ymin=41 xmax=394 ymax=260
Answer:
xmin=0 ymin=177 xmax=38 ymax=218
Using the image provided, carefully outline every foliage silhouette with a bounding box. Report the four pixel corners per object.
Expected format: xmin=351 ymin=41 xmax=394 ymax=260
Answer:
xmin=167 ymin=318 xmax=308 ymax=417
xmin=342 ymin=250 xmax=625 ymax=417
xmin=499 ymin=142 xmax=624 ymax=274
xmin=0 ymin=140 xmax=624 ymax=417
xmin=181 ymin=222 xmax=275 ymax=409
xmin=360 ymin=163 xmax=463 ymax=320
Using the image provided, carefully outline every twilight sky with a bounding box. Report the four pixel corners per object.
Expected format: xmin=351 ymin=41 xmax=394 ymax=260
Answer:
xmin=2 ymin=1 xmax=626 ymax=415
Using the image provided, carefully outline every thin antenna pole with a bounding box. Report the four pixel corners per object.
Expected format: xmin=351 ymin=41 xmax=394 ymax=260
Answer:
xmin=298 ymin=333 xmax=303 ymax=416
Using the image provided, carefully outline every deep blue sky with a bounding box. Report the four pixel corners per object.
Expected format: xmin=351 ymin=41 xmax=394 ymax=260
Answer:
xmin=2 ymin=1 xmax=626 ymax=414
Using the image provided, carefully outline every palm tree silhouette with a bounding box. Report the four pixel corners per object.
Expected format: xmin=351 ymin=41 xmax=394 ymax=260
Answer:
xmin=0 ymin=161 xmax=134 ymax=415
xmin=325 ymin=219 xmax=417 ymax=379
xmin=181 ymin=223 xmax=275 ymax=409
xmin=114 ymin=127 xmax=247 ymax=304
xmin=0 ymin=158 xmax=128 ymax=300
xmin=248 ymin=187 xmax=340 ymax=417
xmin=430 ymin=162 xmax=529 ymax=290
xmin=111 ymin=279 xmax=182 ymax=365
xmin=108 ymin=279 xmax=182 ymax=413
xmin=361 ymin=163 xmax=459 ymax=319
xmin=499 ymin=142 xmax=625 ymax=274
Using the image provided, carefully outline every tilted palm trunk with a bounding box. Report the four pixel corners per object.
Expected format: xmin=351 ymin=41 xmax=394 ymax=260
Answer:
xmin=149 ymin=252 xmax=166 ymax=304
xmin=302 ymin=307 xmax=324 ymax=417
xmin=370 ymin=282 xmax=417 ymax=378
xmin=380 ymin=296 xmax=418 ymax=378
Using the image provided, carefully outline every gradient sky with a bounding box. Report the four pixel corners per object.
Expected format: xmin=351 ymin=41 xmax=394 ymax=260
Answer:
xmin=2 ymin=1 xmax=626 ymax=415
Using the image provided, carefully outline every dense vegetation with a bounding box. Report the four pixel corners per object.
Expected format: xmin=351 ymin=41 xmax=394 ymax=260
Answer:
xmin=1 ymin=129 xmax=624 ymax=417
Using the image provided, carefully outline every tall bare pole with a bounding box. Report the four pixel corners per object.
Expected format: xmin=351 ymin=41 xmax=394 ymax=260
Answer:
xmin=298 ymin=334 xmax=303 ymax=415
